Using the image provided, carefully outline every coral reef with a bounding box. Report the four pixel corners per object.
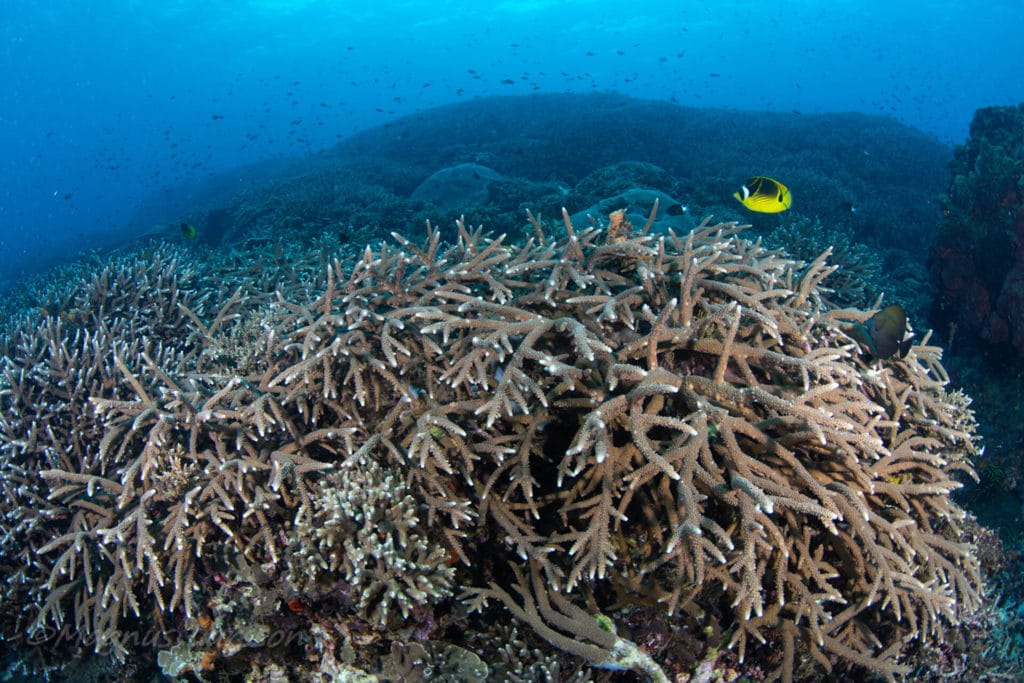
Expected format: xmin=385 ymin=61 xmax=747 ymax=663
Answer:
xmin=767 ymin=216 xmax=886 ymax=310
xmin=0 ymin=246 xmax=202 ymax=658
xmin=0 ymin=200 xmax=984 ymax=682
xmin=114 ymin=94 xmax=953 ymax=291
xmin=930 ymin=103 xmax=1024 ymax=356
xmin=327 ymin=94 xmax=949 ymax=240
xmin=409 ymin=163 xmax=508 ymax=211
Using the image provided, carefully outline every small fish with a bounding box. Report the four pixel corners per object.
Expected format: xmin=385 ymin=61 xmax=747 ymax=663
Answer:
xmin=846 ymin=304 xmax=913 ymax=360
xmin=865 ymin=304 xmax=912 ymax=359
xmin=733 ymin=176 xmax=792 ymax=213
xmin=180 ymin=222 xmax=196 ymax=240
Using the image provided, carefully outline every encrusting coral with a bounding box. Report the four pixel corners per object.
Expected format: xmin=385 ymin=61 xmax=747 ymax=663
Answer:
xmin=0 ymin=201 xmax=982 ymax=681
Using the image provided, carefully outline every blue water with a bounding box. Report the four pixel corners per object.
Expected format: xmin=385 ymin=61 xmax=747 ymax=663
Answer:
xmin=1 ymin=0 xmax=1022 ymax=284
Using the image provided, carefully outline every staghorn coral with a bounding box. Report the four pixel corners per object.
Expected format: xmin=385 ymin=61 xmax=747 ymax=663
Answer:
xmin=0 ymin=200 xmax=983 ymax=682
xmin=0 ymin=246 xmax=203 ymax=660
xmin=268 ymin=206 xmax=978 ymax=681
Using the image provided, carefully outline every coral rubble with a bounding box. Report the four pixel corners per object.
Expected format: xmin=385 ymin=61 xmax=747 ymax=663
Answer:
xmin=0 ymin=203 xmax=983 ymax=681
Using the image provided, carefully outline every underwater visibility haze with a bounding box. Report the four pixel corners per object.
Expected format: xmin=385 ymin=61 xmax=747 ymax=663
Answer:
xmin=3 ymin=0 xmax=1024 ymax=282
xmin=2 ymin=1 xmax=1024 ymax=681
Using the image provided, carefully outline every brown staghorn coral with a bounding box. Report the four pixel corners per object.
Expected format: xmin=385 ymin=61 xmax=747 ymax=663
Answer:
xmin=0 ymin=204 xmax=981 ymax=681
xmin=265 ymin=207 xmax=978 ymax=680
xmin=0 ymin=246 xmax=205 ymax=659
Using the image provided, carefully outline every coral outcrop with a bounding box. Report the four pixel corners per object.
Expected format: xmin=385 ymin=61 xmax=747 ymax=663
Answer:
xmin=0 ymin=202 xmax=982 ymax=681
xmin=931 ymin=103 xmax=1024 ymax=356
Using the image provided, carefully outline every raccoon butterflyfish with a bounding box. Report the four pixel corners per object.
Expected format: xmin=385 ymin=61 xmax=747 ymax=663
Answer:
xmin=733 ymin=176 xmax=792 ymax=213
xmin=180 ymin=222 xmax=196 ymax=240
xmin=846 ymin=304 xmax=913 ymax=360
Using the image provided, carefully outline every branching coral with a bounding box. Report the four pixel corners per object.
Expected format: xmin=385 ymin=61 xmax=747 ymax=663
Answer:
xmin=288 ymin=456 xmax=456 ymax=627
xmin=254 ymin=204 xmax=978 ymax=679
xmin=0 ymin=247 xmax=202 ymax=657
xmin=0 ymin=201 xmax=982 ymax=682
xmin=766 ymin=216 xmax=885 ymax=310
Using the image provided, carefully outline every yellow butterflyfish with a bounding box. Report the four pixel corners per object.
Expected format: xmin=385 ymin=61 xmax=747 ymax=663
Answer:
xmin=734 ymin=176 xmax=792 ymax=213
